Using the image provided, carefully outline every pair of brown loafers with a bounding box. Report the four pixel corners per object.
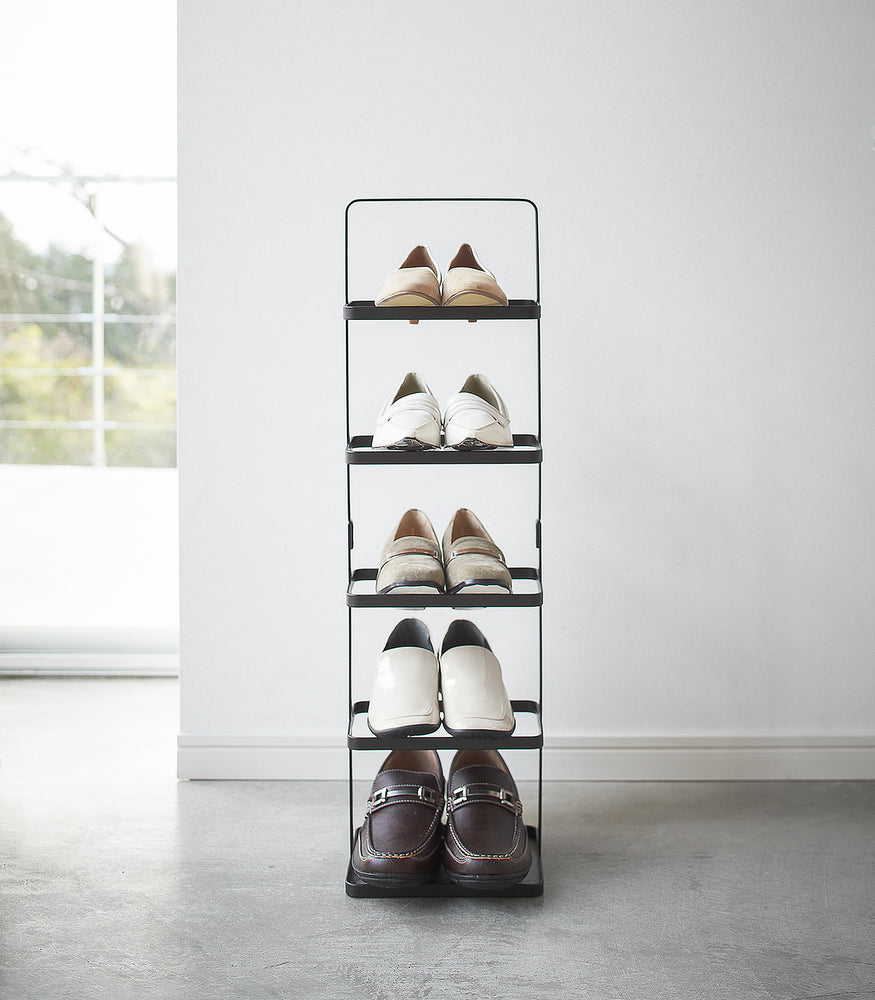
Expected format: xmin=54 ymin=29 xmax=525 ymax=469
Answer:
xmin=351 ymin=748 xmax=531 ymax=889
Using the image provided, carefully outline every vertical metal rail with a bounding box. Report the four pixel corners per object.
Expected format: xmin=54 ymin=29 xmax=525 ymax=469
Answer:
xmin=345 ymin=323 xmax=353 ymax=582
xmin=538 ymin=457 xmax=544 ymax=845
xmin=346 ymin=608 xmax=355 ymax=855
xmin=534 ymin=207 xmax=544 ymax=848
xmin=344 ymin=204 xmax=355 ymax=852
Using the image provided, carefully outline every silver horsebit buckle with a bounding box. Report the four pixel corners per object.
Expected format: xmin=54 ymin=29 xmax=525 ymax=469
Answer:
xmin=369 ymin=785 xmax=438 ymax=811
xmin=451 ymin=784 xmax=520 ymax=813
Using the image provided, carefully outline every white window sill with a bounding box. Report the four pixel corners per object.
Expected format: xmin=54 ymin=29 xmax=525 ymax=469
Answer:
xmin=0 ymin=465 xmax=178 ymax=672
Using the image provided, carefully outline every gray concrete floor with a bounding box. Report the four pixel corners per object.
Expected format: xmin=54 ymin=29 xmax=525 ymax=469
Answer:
xmin=1 ymin=678 xmax=873 ymax=1000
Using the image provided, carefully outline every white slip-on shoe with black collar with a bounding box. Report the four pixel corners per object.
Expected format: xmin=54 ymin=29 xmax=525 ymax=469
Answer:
xmin=439 ymin=619 xmax=515 ymax=738
xmin=368 ymin=619 xmax=441 ymax=737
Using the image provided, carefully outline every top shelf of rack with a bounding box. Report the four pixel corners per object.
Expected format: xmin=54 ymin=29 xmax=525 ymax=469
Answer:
xmin=343 ymin=300 xmax=540 ymax=321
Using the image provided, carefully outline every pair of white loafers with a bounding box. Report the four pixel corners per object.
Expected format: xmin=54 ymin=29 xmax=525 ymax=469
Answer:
xmin=367 ymin=619 xmax=515 ymax=738
xmin=373 ymin=372 xmax=512 ymax=451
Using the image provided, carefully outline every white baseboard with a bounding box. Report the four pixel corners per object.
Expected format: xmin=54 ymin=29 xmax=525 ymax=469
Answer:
xmin=0 ymin=627 xmax=179 ymax=676
xmin=177 ymin=733 xmax=875 ymax=780
xmin=0 ymin=652 xmax=178 ymax=676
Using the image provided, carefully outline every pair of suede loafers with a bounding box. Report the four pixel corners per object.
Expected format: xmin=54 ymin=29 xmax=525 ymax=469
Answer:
xmin=377 ymin=508 xmax=511 ymax=596
xmin=375 ymin=244 xmax=507 ymax=309
xmin=351 ymin=747 xmax=531 ymax=889
xmin=368 ymin=618 xmax=515 ymax=738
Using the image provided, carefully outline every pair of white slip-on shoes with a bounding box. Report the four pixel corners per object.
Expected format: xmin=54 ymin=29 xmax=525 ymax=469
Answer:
xmin=367 ymin=618 xmax=515 ymax=738
xmin=372 ymin=372 xmax=512 ymax=451
xmin=375 ymin=244 xmax=508 ymax=308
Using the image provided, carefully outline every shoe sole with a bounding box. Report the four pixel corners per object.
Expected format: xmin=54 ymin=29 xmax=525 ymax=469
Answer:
xmin=449 ymin=437 xmax=498 ymax=451
xmin=377 ymin=582 xmax=445 ymax=595
xmin=351 ymin=868 xmax=436 ymax=888
xmin=375 ymin=292 xmax=441 ymax=307
xmin=443 ymin=867 xmax=531 ymax=889
xmin=367 ymin=719 xmax=442 ymax=738
xmin=442 ymin=291 xmax=507 ymax=307
xmin=441 ymin=720 xmax=517 ymax=739
xmin=383 ymin=437 xmax=438 ymax=451
xmin=447 ymin=581 xmax=511 ymax=595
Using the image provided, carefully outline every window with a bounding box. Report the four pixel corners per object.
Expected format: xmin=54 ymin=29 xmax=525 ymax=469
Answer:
xmin=0 ymin=2 xmax=177 ymax=671
xmin=1 ymin=175 xmax=176 ymax=467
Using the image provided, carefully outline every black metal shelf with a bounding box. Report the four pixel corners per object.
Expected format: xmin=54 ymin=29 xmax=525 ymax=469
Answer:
xmin=344 ymin=299 xmax=540 ymax=321
xmin=346 ymin=434 xmax=542 ymax=465
xmin=348 ymin=699 xmax=543 ymax=750
xmin=347 ymin=567 xmax=542 ymax=608
xmin=346 ymin=825 xmax=543 ymax=898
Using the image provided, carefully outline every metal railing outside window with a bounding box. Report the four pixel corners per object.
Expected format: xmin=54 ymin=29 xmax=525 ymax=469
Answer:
xmin=0 ymin=174 xmax=177 ymax=468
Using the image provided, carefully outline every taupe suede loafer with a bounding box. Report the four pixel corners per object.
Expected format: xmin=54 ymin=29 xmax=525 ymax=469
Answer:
xmin=375 ymin=246 xmax=441 ymax=307
xmin=442 ymin=509 xmax=512 ymax=595
xmin=441 ymin=244 xmax=508 ymax=307
xmin=376 ymin=509 xmax=445 ymax=594
xmin=352 ymin=749 xmax=445 ymax=887
xmin=443 ymin=749 xmax=531 ymax=888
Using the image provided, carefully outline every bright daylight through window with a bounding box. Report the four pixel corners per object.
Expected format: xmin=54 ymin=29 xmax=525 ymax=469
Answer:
xmin=0 ymin=1 xmax=177 ymax=669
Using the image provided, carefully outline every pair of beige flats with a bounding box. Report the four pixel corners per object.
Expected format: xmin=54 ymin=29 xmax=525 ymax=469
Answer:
xmin=377 ymin=509 xmax=511 ymax=596
xmin=375 ymin=244 xmax=507 ymax=308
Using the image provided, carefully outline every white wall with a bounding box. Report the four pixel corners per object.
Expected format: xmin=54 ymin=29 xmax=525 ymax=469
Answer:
xmin=178 ymin=1 xmax=875 ymax=779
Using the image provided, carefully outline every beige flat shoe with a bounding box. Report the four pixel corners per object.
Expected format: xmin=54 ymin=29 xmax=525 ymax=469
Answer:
xmin=375 ymin=246 xmax=441 ymax=307
xmin=442 ymin=509 xmax=512 ymax=595
xmin=441 ymin=244 xmax=508 ymax=307
xmin=376 ymin=509 xmax=445 ymax=594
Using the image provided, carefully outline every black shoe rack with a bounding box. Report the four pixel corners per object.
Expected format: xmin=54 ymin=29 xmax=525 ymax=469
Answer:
xmin=344 ymin=198 xmax=543 ymax=898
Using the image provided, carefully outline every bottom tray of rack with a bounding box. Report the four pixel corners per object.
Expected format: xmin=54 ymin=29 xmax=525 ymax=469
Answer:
xmin=346 ymin=826 xmax=543 ymax=898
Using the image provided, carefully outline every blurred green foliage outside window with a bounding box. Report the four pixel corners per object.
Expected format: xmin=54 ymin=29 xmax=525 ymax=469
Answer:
xmin=0 ymin=204 xmax=176 ymax=468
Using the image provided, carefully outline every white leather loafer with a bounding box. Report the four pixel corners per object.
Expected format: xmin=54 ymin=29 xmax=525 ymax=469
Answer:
xmin=372 ymin=372 xmax=442 ymax=450
xmin=444 ymin=374 xmax=513 ymax=450
xmin=368 ymin=619 xmax=441 ymax=737
xmin=439 ymin=620 xmax=515 ymax=737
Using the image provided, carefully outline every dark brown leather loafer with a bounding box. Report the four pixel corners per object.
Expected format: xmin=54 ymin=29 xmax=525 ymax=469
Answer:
xmin=443 ymin=749 xmax=531 ymax=888
xmin=351 ymin=749 xmax=444 ymax=887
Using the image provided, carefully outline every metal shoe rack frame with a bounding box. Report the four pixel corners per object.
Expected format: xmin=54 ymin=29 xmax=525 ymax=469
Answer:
xmin=344 ymin=197 xmax=543 ymax=897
